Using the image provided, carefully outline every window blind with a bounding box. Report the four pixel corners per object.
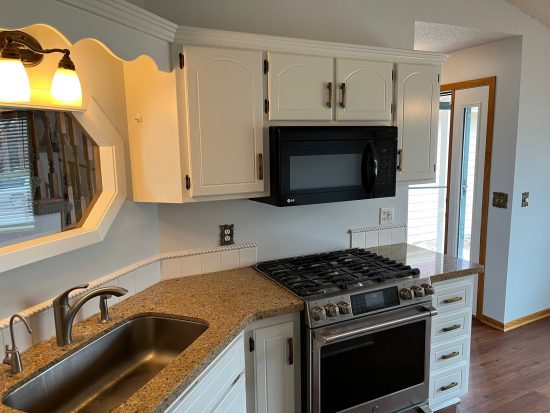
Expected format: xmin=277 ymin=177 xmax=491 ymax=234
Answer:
xmin=0 ymin=114 xmax=34 ymax=231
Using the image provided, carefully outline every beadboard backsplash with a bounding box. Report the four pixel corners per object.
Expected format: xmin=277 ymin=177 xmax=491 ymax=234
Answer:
xmin=349 ymin=224 xmax=407 ymax=249
xmin=0 ymin=243 xmax=257 ymax=354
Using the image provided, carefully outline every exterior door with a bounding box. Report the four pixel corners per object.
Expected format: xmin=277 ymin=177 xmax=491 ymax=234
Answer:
xmin=447 ymin=86 xmax=489 ymax=314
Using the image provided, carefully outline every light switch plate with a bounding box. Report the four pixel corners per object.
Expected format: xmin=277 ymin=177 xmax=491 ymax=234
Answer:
xmin=492 ymin=192 xmax=508 ymax=209
xmin=380 ymin=208 xmax=394 ymax=225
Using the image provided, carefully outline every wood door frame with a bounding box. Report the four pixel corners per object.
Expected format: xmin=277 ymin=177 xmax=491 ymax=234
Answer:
xmin=441 ymin=77 xmax=496 ymax=318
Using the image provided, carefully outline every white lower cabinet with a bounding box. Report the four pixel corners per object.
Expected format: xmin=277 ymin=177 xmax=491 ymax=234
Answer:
xmin=245 ymin=313 xmax=301 ymax=413
xmin=166 ymin=333 xmax=246 ymax=413
xmin=429 ymin=275 xmax=474 ymax=411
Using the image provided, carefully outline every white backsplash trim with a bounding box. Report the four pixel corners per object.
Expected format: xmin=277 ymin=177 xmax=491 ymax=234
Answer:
xmin=349 ymin=224 xmax=407 ymax=249
xmin=0 ymin=243 xmax=257 ymax=353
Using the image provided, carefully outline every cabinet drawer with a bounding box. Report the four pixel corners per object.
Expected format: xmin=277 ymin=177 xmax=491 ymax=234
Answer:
xmin=433 ymin=281 xmax=473 ymax=313
xmin=432 ymin=309 xmax=472 ymax=343
xmin=430 ymin=363 xmax=468 ymax=405
xmin=430 ymin=335 xmax=470 ymax=371
xmin=168 ymin=334 xmax=245 ymax=412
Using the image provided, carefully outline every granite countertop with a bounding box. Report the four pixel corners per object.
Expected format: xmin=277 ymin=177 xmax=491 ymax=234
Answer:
xmin=371 ymin=243 xmax=483 ymax=283
xmin=0 ymin=267 xmax=303 ymax=413
xmin=0 ymin=244 xmax=481 ymax=412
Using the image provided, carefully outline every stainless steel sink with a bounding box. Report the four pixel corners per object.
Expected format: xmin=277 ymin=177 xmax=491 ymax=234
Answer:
xmin=3 ymin=316 xmax=208 ymax=413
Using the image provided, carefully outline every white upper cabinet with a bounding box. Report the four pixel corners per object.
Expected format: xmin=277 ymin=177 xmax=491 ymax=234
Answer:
xmin=336 ymin=59 xmax=393 ymax=121
xmin=396 ymin=63 xmax=440 ymax=184
xmin=267 ymin=52 xmax=333 ymax=120
xmin=185 ymin=46 xmax=265 ymax=196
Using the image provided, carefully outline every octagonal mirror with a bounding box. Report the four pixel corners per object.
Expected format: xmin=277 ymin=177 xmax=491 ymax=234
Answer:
xmin=0 ymin=109 xmax=102 ymax=247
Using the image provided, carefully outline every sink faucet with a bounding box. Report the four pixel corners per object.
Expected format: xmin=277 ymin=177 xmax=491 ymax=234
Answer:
xmin=3 ymin=314 xmax=32 ymax=374
xmin=53 ymin=284 xmax=127 ymax=346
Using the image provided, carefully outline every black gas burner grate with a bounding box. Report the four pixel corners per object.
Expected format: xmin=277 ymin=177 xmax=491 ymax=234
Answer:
xmin=255 ymin=248 xmax=420 ymax=298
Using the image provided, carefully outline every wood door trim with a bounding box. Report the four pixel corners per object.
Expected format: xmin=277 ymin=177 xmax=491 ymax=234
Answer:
xmin=440 ymin=76 xmax=496 ymax=320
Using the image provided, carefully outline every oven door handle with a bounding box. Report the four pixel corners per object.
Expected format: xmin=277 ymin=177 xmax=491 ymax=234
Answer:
xmin=317 ymin=305 xmax=437 ymax=345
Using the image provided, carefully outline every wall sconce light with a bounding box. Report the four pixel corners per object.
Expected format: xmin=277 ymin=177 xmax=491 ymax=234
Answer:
xmin=0 ymin=30 xmax=82 ymax=106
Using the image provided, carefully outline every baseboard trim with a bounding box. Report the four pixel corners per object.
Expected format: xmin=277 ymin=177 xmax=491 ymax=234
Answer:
xmin=477 ymin=308 xmax=550 ymax=332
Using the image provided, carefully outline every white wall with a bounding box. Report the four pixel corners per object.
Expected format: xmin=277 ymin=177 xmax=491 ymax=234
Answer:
xmin=146 ymin=0 xmax=550 ymax=323
xmin=0 ymin=25 xmax=159 ymax=321
xmin=441 ymin=36 xmax=523 ymax=322
xmin=159 ymin=188 xmax=408 ymax=261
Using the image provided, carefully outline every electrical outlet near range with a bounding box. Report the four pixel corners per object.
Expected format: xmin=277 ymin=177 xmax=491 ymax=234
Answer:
xmin=380 ymin=208 xmax=394 ymax=225
xmin=219 ymin=224 xmax=235 ymax=246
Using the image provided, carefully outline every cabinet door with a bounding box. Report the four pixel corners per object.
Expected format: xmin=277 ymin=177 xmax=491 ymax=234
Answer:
xmin=186 ymin=46 xmax=265 ymax=196
xmin=213 ymin=374 xmax=247 ymax=413
xmin=253 ymin=321 xmax=295 ymax=413
xmin=336 ymin=59 xmax=393 ymax=121
xmin=396 ymin=64 xmax=440 ymax=183
xmin=267 ymin=52 xmax=333 ymax=120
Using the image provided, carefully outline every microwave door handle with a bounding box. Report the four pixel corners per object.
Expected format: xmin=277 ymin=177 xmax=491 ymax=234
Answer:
xmin=362 ymin=143 xmax=378 ymax=196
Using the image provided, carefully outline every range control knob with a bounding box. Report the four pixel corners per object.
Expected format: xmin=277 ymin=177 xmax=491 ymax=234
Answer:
xmin=324 ymin=303 xmax=339 ymax=318
xmin=311 ymin=306 xmax=327 ymax=321
xmin=421 ymin=283 xmax=435 ymax=295
xmin=410 ymin=285 xmax=426 ymax=298
xmin=337 ymin=301 xmax=352 ymax=315
xmin=399 ymin=288 xmax=414 ymax=300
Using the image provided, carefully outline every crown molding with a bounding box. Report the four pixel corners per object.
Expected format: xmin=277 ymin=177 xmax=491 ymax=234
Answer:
xmin=175 ymin=26 xmax=448 ymax=64
xmin=55 ymin=0 xmax=178 ymax=42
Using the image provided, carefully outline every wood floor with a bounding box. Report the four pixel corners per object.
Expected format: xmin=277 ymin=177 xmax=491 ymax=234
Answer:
xmin=437 ymin=317 xmax=550 ymax=413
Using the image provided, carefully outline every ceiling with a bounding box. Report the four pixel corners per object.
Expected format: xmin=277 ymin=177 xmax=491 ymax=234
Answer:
xmin=506 ymin=0 xmax=550 ymax=29
xmin=414 ymin=21 xmax=515 ymax=54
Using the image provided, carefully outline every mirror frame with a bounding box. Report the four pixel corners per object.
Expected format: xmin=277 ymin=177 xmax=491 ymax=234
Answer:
xmin=0 ymin=97 xmax=126 ymax=272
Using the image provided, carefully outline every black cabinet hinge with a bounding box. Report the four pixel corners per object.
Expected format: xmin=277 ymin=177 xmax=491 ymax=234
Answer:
xmin=391 ymin=103 xmax=394 ymax=115
xmin=264 ymin=99 xmax=270 ymax=114
xmin=179 ymin=52 xmax=185 ymax=69
xmin=392 ymin=70 xmax=395 ymax=81
xmin=249 ymin=337 xmax=255 ymax=352
xmin=185 ymin=175 xmax=191 ymax=190
xmin=438 ymin=74 xmax=440 ymax=83
xmin=263 ymin=59 xmax=269 ymax=74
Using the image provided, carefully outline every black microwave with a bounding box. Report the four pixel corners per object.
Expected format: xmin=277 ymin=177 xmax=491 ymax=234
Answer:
xmin=253 ymin=126 xmax=397 ymax=207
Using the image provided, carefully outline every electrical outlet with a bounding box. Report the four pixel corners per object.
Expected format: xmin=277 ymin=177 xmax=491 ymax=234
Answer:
xmin=521 ymin=192 xmax=529 ymax=207
xmin=219 ymin=224 xmax=235 ymax=246
xmin=380 ymin=208 xmax=394 ymax=225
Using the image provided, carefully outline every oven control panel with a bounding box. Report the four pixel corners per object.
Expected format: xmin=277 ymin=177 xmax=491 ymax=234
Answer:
xmin=306 ymin=283 xmax=434 ymax=328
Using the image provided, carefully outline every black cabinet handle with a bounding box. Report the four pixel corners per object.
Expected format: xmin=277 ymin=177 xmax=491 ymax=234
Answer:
xmin=288 ymin=337 xmax=294 ymax=365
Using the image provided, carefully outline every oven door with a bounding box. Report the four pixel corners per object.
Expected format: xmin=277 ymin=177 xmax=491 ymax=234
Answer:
xmin=308 ymin=304 xmax=436 ymax=413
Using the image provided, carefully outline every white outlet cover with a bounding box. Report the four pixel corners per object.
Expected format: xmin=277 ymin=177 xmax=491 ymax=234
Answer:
xmin=380 ymin=207 xmax=394 ymax=225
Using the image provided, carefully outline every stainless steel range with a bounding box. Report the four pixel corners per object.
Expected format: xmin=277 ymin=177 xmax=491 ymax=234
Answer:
xmin=255 ymin=248 xmax=437 ymax=413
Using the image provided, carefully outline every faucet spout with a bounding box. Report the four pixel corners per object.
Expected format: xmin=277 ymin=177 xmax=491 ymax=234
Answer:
xmin=53 ymin=285 xmax=127 ymax=346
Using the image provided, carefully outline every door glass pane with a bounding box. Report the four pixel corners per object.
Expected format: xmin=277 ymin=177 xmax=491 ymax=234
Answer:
xmin=457 ymin=106 xmax=479 ymax=260
xmin=407 ymin=94 xmax=450 ymax=253
xmin=289 ymin=153 xmax=362 ymax=190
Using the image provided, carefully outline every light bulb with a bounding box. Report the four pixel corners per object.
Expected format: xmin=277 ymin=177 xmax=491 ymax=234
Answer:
xmin=51 ymin=67 xmax=82 ymax=106
xmin=0 ymin=57 xmax=31 ymax=103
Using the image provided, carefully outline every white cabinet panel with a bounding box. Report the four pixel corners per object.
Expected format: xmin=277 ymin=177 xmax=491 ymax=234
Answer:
xmin=213 ymin=374 xmax=247 ymax=413
xmin=167 ymin=333 xmax=245 ymax=413
xmin=396 ymin=64 xmax=439 ymax=184
xmin=253 ymin=321 xmax=295 ymax=413
xmin=336 ymin=59 xmax=393 ymax=121
xmin=268 ymin=52 xmax=333 ymax=120
xmin=186 ymin=46 xmax=265 ymax=196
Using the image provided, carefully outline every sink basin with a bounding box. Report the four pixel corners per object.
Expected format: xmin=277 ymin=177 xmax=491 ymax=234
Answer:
xmin=3 ymin=316 xmax=208 ymax=413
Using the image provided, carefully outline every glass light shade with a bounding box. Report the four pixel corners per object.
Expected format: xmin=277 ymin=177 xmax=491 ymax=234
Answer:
xmin=51 ymin=68 xmax=82 ymax=106
xmin=0 ymin=57 xmax=31 ymax=102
